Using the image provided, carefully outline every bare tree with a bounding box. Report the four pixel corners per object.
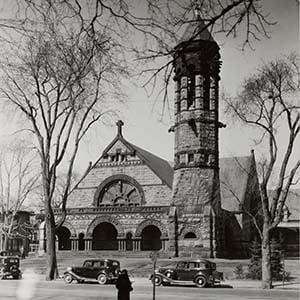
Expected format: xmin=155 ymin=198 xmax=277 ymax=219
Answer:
xmin=0 ymin=2 xmax=127 ymax=280
xmin=0 ymin=0 xmax=277 ymax=106
xmin=0 ymin=140 xmax=39 ymax=251
xmin=225 ymin=53 xmax=300 ymax=289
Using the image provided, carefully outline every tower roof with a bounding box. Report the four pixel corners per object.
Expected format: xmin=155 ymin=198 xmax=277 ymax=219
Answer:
xmin=178 ymin=18 xmax=216 ymax=45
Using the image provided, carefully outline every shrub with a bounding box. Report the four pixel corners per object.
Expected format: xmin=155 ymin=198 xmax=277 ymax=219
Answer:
xmin=246 ymin=238 xmax=287 ymax=281
xmin=234 ymin=263 xmax=245 ymax=279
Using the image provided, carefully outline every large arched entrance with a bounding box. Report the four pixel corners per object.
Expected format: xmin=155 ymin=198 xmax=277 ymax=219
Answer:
xmin=141 ymin=225 xmax=162 ymax=250
xmin=92 ymin=222 xmax=118 ymax=250
xmin=78 ymin=233 xmax=85 ymax=251
xmin=56 ymin=226 xmax=71 ymax=250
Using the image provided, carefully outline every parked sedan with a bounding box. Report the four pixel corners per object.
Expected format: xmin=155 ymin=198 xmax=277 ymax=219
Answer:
xmin=0 ymin=256 xmax=22 ymax=279
xmin=150 ymin=259 xmax=223 ymax=288
xmin=63 ymin=258 xmax=120 ymax=285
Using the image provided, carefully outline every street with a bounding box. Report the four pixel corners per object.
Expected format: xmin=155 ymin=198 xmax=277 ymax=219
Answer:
xmin=0 ymin=277 xmax=299 ymax=300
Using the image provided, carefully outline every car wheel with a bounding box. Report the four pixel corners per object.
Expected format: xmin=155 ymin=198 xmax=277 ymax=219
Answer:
xmin=194 ymin=275 xmax=207 ymax=288
xmin=64 ymin=274 xmax=73 ymax=284
xmin=153 ymin=275 xmax=162 ymax=286
xmin=97 ymin=273 xmax=108 ymax=285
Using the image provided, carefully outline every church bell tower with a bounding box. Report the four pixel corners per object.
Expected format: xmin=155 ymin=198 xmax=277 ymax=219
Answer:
xmin=170 ymin=17 xmax=224 ymax=257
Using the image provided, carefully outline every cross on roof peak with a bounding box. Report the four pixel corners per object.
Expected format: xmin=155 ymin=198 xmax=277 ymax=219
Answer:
xmin=116 ymin=120 xmax=124 ymax=136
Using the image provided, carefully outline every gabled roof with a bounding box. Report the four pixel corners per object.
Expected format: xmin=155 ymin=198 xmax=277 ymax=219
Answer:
xmin=269 ymin=189 xmax=300 ymax=222
xmin=219 ymin=154 xmax=257 ymax=211
xmin=178 ymin=17 xmax=216 ymax=45
xmin=98 ymin=124 xmax=173 ymax=188
xmin=285 ymin=189 xmax=300 ymax=221
xmin=127 ymin=142 xmax=173 ymax=188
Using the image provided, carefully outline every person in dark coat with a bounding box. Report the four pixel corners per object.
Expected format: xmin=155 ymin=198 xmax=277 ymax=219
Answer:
xmin=116 ymin=269 xmax=133 ymax=300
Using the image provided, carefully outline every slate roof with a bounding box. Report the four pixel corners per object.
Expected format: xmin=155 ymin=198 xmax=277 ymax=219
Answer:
xmin=99 ymin=131 xmax=173 ymax=189
xmin=126 ymin=142 xmax=174 ymax=188
xmin=269 ymin=189 xmax=300 ymax=222
xmin=285 ymin=189 xmax=300 ymax=221
xmin=178 ymin=18 xmax=216 ymax=45
xmin=219 ymin=154 xmax=256 ymax=211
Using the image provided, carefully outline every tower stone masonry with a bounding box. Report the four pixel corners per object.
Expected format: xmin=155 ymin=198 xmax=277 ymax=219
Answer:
xmin=170 ymin=17 xmax=225 ymax=257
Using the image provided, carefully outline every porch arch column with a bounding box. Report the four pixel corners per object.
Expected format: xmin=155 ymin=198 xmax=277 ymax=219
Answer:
xmin=84 ymin=238 xmax=92 ymax=251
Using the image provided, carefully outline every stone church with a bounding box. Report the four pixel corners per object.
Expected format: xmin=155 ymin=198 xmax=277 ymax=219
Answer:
xmin=39 ymin=18 xmax=263 ymax=258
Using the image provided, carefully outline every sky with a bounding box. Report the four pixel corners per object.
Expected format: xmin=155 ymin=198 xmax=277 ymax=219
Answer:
xmin=0 ymin=0 xmax=299 ymax=178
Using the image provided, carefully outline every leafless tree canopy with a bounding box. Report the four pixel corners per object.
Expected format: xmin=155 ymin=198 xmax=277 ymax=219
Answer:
xmin=0 ymin=0 xmax=276 ymax=103
xmin=0 ymin=140 xmax=39 ymax=249
xmin=224 ymin=53 xmax=300 ymax=288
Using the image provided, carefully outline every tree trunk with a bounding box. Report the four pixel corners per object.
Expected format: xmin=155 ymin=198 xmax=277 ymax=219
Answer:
xmin=261 ymin=225 xmax=272 ymax=289
xmin=45 ymin=213 xmax=58 ymax=281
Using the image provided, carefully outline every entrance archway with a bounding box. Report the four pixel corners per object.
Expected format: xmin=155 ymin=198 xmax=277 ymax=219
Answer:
xmin=56 ymin=226 xmax=71 ymax=250
xmin=126 ymin=232 xmax=133 ymax=251
xmin=92 ymin=222 xmax=118 ymax=250
xmin=78 ymin=233 xmax=85 ymax=251
xmin=141 ymin=225 xmax=162 ymax=250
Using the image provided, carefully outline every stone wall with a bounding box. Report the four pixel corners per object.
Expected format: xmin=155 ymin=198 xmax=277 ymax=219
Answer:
xmin=68 ymin=163 xmax=172 ymax=208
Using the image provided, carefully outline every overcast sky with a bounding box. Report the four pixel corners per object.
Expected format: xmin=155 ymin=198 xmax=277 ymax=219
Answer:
xmin=0 ymin=0 xmax=299 ymax=176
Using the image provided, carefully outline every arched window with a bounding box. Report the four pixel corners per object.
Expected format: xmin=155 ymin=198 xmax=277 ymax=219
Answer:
xmin=203 ymin=75 xmax=210 ymax=110
xmin=94 ymin=175 xmax=144 ymax=207
xmin=187 ymin=66 xmax=195 ymax=109
xmin=184 ymin=232 xmax=196 ymax=239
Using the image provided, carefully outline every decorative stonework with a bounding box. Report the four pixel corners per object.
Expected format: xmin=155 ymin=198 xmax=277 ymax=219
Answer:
xmin=135 ymin=219 xmax=169 ymax=239
xmin=86 ymin=215 xmax=125 ymax=238
xmin=93 ymin=174 xmax=145 ymax=206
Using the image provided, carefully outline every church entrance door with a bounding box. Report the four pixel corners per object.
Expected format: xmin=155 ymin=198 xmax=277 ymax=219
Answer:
xmin=141 ymin=225 xmax=162 ymax=250
xmin=56 ymin=226 xmax=71 ymax=250
xmin=92 ymin=222 xmax=118 ymax=250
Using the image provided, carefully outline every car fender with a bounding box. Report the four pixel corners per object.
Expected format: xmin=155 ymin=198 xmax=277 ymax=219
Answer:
xmin=63 ymin=271 xmax=86 ymax=281
xmin=150 ymin=272 xmax=175 ymax=283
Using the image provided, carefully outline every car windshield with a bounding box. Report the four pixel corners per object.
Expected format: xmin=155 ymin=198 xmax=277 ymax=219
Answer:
xmin=7 ymin=258 xmax=18 ymax=263
xmin=112 ymin=261 xmax=119 ymax=267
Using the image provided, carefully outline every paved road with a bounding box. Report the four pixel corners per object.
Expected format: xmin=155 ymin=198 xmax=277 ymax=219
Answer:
xmin=1 ymin=277 xmax=299 ymax=300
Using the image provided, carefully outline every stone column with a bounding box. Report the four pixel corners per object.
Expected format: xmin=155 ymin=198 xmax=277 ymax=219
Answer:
xmin=84 ymin=238 xmax=92 ymax=251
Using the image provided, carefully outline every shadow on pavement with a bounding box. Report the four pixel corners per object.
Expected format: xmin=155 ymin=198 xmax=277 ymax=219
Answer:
xmin=272 ymin=280 xmax=300 ymax=288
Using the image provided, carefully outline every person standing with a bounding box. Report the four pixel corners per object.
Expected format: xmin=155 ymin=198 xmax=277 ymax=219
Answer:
xmin=115 ymin=269 xmax=133 ymax=300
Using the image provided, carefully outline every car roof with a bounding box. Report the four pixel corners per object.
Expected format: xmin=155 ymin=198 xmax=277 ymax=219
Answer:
xmin=178 ymin=259 xmax=212 ymax=263
xmin=0 ymin=255 xmax=20 ymax=258
xmin=84 ymin=258 xmax=119 ymax=263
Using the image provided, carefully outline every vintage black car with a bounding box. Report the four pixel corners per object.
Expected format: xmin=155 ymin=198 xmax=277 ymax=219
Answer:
xmin=63 ymin=258 xmax=120 ymax=285
xmin=0 ymin=256 xmax=22 ymax=279
xmin=151 ymin=259 xmax=223 ymax=288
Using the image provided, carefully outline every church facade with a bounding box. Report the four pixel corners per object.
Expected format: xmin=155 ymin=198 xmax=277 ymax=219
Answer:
xmin=39 ymin=18 xmax=262 ymax=258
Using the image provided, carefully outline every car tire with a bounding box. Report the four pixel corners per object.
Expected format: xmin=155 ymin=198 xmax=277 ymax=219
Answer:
xmin=194 ymin=275 xmax=207 ymax=288
xmin=97 ymin=273 xmax=108 ymax=285
xmin=153 ymin=275 xmax=162 ymax=286
xmin=64 ymin=274 xmax=73 ymax=284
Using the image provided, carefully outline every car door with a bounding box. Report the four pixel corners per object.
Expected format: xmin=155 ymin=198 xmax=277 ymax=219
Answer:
xmin=175 ymin=262 xmax=190 ymax=281
xmin=82 ymin=260 xmax=94 ymax=278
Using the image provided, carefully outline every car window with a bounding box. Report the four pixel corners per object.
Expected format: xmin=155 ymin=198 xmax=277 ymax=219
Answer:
xmin=177 ymin=262 xmax=189 ymax=269
xmin=83 ymin=261 xmax=93 ymax=267
xmin=192 ymin=262 xmax=207 ymax=269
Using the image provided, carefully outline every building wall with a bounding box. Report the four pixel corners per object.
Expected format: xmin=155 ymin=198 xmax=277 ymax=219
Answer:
xmin=68 ymin=163 xmax=172 ymax=208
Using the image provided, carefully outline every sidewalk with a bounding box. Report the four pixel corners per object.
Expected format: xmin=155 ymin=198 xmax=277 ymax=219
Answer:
xmin=130 ymin=276 xmax=300 ymax=290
